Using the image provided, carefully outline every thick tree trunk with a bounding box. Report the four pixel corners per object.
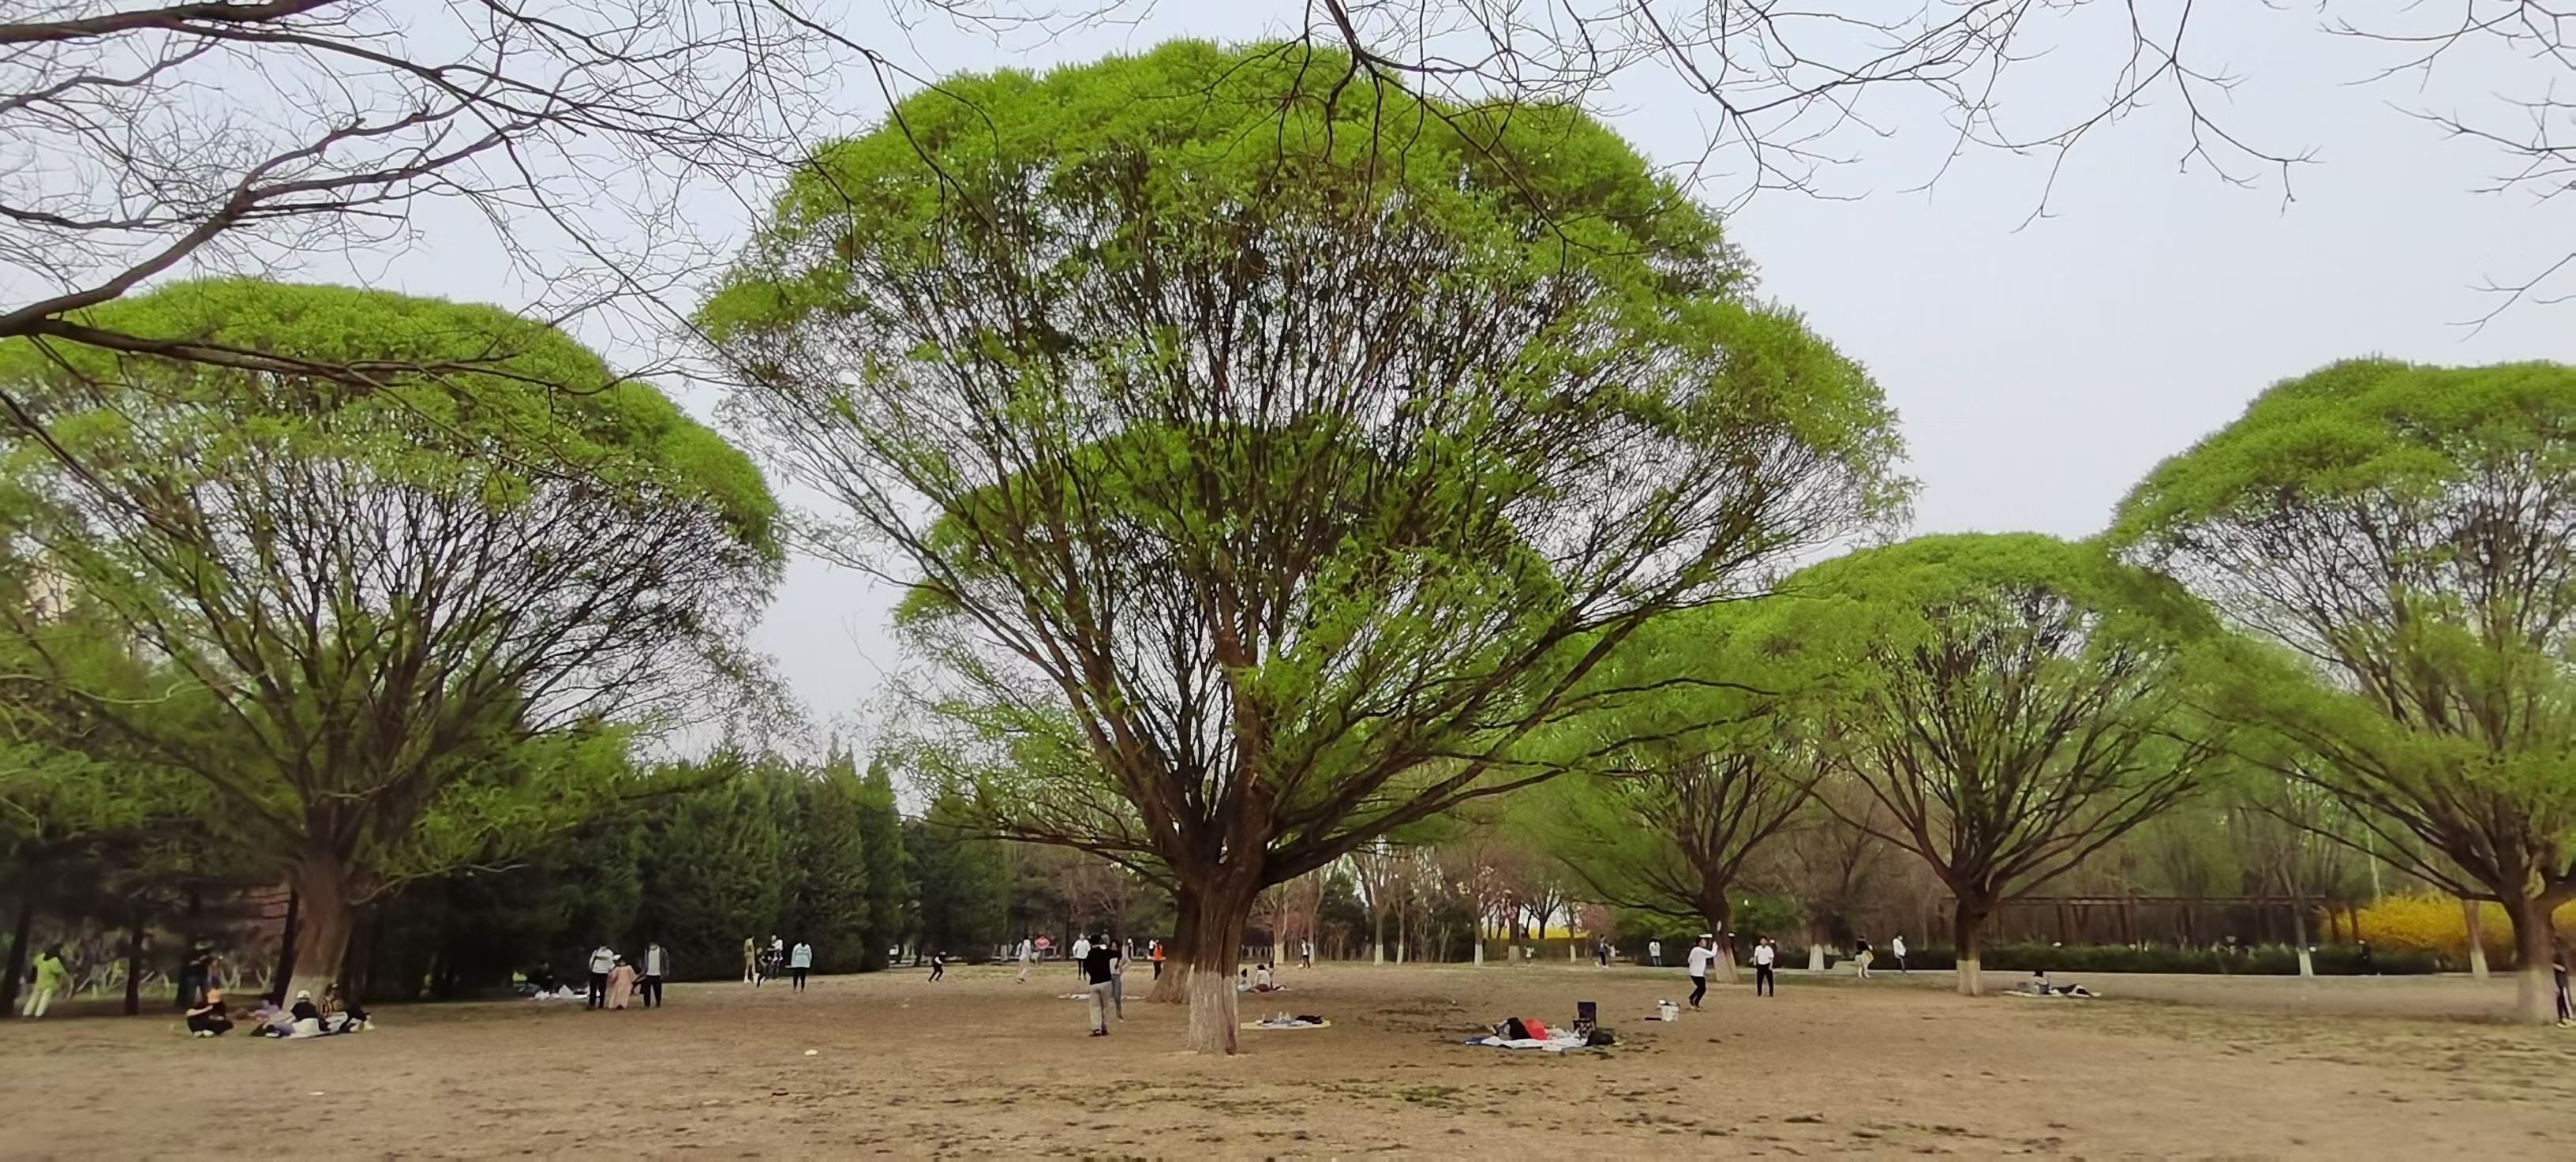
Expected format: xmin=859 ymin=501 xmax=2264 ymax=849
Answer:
xmin=1 ymin=849 xmax=36 ymax=1013
xmin=286 ymin=852 xmax=357 ymax=1002
xmin=1700 ymin=897 xmax=1738 ymax=984
xmin=2462 ymin=898 xmax=2490 ymax=980
xmin=267 ymin=889 xmax=300 ymax=1004
xmin=1953 ymin=897 xmax=1990 ymax=996
xmin=122 ymin=909 xmax=145 ymax=1015
xmin=1806 ymin=943 xmax=1826 ymax=973
xmin=2501 ymin=892 xmax=2567 ymax=1026
xmin=1150 ymin=890 xmax=1198 ymax=1004
xmin=1182 ymin=886 xmax=1253 ymax=1055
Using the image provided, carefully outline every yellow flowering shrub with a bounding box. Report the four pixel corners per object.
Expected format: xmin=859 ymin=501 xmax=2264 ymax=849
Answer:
xmin=2351 ymin=891 xmax=2576 ymax=964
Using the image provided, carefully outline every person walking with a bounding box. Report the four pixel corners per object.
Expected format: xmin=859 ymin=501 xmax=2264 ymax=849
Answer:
xmin=1648 ymin=939 xmax=1662 ymax=968
xmin=1016 ymin=935 xmax=1035 ymax=984
xmin=586 ymin=943 xmax=617 ymax=1010
xmin=928 ymin=951 xmax=947 ymax=982
xmin=1070 ymin=932 xmax=1092 ymax=983
xmin=1892 ymin=934 xmax=1909 ymax=974
xmin=640 ymin=942 xmax=669 ymax=1008
xmin=1685 ymin=933 xmax=1715 ymax=1011
xmin=789 ymin=941 xmax=813 ymax=991
xmin=20 ymin=945 xmax=68 ymax=1018
xmin=1753 ymin=938 xmax=1777 ymax=996
xmin=1299 ymin=939 xmax=1314 ymax=970
xmin=1853 ymin=939 xmax=1875 ymax=980
xmin=743 ymin=936 xmax=758 ymax=984
xmin=1081 ymin=935 xmax=1118 ymax=1036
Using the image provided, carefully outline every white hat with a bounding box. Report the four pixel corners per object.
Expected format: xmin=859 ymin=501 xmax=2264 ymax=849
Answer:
xmin=295 ymin=989 xmax=312 ymax=999
xmin=1698 ymin=933 xmax=1714 ymax=940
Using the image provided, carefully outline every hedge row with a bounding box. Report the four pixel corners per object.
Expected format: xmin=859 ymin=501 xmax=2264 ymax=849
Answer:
xmin=1863 ymin=943 xmax=2437 ymax=976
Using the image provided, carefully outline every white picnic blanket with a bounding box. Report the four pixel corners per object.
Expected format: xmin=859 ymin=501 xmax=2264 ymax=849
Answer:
xmin=1471 ymin=1032 xmax=1592 ymax=1052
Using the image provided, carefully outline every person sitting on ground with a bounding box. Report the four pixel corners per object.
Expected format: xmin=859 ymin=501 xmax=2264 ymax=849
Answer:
xmin=1252 ymin=964 xmax=1281 ymax=992
xmin=185 ymin=987 xmax=234 ymax=1036
xmin=1236 ymin=968 xmax=1251 ymax=992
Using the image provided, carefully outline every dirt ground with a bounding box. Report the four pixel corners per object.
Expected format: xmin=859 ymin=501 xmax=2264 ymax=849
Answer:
xmin=2 ymin=962 xmax=2571 ymax=1159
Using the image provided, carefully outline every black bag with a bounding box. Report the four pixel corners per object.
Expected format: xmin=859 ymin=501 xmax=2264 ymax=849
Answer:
xmin=1586 ymin=1028 xmax=1617 ymax=1047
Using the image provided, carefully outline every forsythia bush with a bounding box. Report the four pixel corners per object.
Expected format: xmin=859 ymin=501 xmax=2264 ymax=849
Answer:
xmin=2352 ymin=892 xmax=2576 ymax=965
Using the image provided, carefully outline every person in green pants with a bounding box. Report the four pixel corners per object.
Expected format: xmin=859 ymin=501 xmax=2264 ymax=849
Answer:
xmin=21 ymin=946 xmax=68 ymax=1018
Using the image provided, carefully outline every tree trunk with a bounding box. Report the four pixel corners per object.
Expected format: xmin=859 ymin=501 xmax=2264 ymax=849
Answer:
xmin=1181 ymin=884 xmax=1254 ymax=1055
xmin=1 ymin=849 xmax=37 ymax=1014
xmin=1700 ymin=897 xmax=1738 ymax=984
xmin=2501 ymin=892 xmax=2567 ymax=1026
xmin=267 ymin=889 xmax=300 ymax=1004
xmin=1807 ymin=943 xmax=1826 ymax=973
xmin=1371 ymin=905 xmax=1385 ymax=965
xmin=1150 ymin=890 xmax=1198 ymax=1004
xmin=1953 ymin=897 xmax=1990 ymax=996
xmin=122 ymin=908 xmax=145 ymax=1016
xmin=2290 ymin=898 xmax=2314 ymax=979
xmin=2462 ymin=898 xmax=2490 ymax=980
xmin=286 ymin=852 xmax=357 ymax=1002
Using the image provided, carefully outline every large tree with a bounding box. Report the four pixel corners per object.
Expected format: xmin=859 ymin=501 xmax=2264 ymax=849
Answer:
xmin=1528 ymin=603 xmax=1835 ymax=982
xmin=704 ymin=41 xmax=1904 ymax=1051
xmin=1765 ymin=533 xmax=2227 ymax=995
xmin=0 ymin=279 xmax=779 ymax=998
xmin=2112 ymin=358 xmax=2576 ymax=1023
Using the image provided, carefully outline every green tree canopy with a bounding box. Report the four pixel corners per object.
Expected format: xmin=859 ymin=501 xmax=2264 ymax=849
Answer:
xmin=2110 ymin=358 xmax=2576 ymax=1021
xmin=1754 ymin=532 xmax=2226 ymax=994
xmin=0 ymin=278 xmax=782 ymax=998
xmin=704 ymin=40 xmax=1904 ymax=1053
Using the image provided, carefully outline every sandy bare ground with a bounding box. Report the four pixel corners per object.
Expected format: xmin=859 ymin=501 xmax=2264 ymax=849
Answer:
xmin=1 ymin=963 xmax=2570 ymax=1159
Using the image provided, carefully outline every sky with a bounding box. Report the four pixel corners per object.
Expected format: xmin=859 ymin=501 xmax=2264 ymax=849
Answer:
xmin=315 ymin=2 xmax=2576 ymax=743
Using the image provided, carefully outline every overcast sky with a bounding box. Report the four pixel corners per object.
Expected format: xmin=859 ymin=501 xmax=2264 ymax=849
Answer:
xmin=366 ymin=2 xmax=2569 ymax=744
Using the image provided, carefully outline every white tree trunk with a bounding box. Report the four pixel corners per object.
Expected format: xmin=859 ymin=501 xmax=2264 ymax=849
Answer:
xmin=2463 ymin=898 xmax=2489 ymax=980
xmin=2296 ymin=946 xmax=2315 ymax=978
xmin=1806 ymin=943 xmax=1826 ymax=972
xmin=1185 ymin=961 xmax=1238 ymax=1054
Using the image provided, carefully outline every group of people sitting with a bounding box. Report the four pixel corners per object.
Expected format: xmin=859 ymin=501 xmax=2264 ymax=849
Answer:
xmin=183 ymin=986 xmax=371 ymax=1038
xmin=2016 ymin=970 xmax=2095 ymax=998
xmin=1235 ymin=964 xmax=1284 ymax=993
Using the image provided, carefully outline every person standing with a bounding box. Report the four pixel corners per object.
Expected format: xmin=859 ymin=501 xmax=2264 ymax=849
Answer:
xmin=1149 ymin=940 xmax=1166 ymax=980
xmin=1685 ymin=933 xmax=1715 ymax=1011
xmin=1070 ymin=932 xmax=1092 ymax=984
xmin=1649 ymin=939 xmax=1663 ymax=968
xmin=640 ymin=942 xmax=668 ymax=1008
xmin=607 ymin=957 xmax=639 ymax=1010
xmin=1016 ymin=935 xmax=1035 ymax=983
xmin=2550 ymin=953 xmax=2572 ymax=1027
xmin=586 ymin=943 xmax=617 ymax=1010
xmin=928 ymin=950 xmax=947 ymax=982
xmin=2357 ymin=939 xmax=2376 ymax=976
xmin=1081 ymin=935 xmax=1118 ymax=1036
xmin=21 ymin=946 xmax=68 ymax=1018
xmin=1106 ymin=935 xmax=1128 ymax=1020
xmin=1752 ymin=937 xmax=1777 ymax=996
xmin=789 ymin=941 xmax=813 ymax=991
xmin=1299 ymin=939 xmax=1314 ymax=969
xmin=1892 ymin=935 xmax=1909 ymax=974
xmin=743 ymin=936 xmax=758 ymax=984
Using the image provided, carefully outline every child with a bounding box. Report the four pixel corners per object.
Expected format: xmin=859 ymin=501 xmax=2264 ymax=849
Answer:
xmin=928 ymin=951 xmax=948 ymax=982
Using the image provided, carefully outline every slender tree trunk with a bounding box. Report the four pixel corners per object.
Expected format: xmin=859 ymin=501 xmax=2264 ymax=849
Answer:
xmin=1953 ymin=897 xmax=1991 ymax=996
xmin=268 ymin=889 xmax=300 ymax=1004
xmin=1372 ymin=905 xmax=1385 ymax=965
xmin=286 ymin=851 xmax=358 ymax=1002
xmin=2290 ymin=898 xmax=2314 ymax=979
xmin=1 ymin=849 xmax=37 ymax=1013
xmin=2463 ymin=898 xmax=2490 ymax=980
xmin=1182 ymin=880 xmax=1256 ymax=1055
xmin=2501 ymin=892 xmax=2567 ymax=1026
xmin=122 ymin=908 xmax=145 ymax=1016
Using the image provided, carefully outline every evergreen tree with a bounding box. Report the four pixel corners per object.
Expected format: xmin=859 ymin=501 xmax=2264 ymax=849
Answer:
xmin=781 ymin=763 xmax=872 ymax=973
xmin=855 ymin=759 xmax=912 ymax=970
xmin=908 ymin=793 xmax=1011 ymax=961
xmin=634 ymin=757 xmax=788 ymax=977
